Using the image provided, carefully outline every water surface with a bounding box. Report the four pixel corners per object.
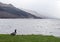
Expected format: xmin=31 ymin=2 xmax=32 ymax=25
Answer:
xmin=0 ymin=19 xmax=60 ymax=37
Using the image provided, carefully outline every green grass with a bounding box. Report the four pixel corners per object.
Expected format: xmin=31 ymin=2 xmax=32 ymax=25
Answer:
xmin=0 ymin=34 xmax=60 ymax=42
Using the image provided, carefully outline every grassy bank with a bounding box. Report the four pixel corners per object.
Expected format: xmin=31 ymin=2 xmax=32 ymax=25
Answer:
xmin=0 ymin=34 xmax=60 ymax=42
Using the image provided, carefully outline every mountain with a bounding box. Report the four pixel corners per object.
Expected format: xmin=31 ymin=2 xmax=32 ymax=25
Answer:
xmin=21 ymin=9 xmax=46 ymax=18
xmin=22 ymin=9 xmax=56 ymax=19
xmin=0 ymin=2 xmax=42 ymax=19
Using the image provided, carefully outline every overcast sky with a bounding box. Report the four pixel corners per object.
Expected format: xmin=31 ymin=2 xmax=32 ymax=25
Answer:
xmin=0 ymin=0 xmax=60 ymax=19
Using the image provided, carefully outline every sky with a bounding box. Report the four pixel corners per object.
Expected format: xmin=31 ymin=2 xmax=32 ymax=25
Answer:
xmin=0 ymin=0 xmax=60 ymax=19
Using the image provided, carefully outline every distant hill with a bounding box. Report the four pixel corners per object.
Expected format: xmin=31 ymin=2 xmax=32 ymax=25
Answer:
xmin=22 ymin=9 xmax=56 ymax=19
xmin=0 ymin=2 xmax=42 ymax=19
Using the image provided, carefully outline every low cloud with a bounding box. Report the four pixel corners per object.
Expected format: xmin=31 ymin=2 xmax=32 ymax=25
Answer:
xmin=0 ymin=0 xmax=60 ymax=19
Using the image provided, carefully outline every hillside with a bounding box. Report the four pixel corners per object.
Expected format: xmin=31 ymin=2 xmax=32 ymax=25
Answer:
xmin=0 ymin=2 xmax=42 ymax=19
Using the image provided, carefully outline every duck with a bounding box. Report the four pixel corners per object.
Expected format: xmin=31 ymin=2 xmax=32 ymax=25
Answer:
xmin=11 ymin=29 xmax=17 ymax=36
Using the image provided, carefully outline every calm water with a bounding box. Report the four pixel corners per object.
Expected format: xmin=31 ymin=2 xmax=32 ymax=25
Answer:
xmin=0 ymin=19 xmax=60 ymax=36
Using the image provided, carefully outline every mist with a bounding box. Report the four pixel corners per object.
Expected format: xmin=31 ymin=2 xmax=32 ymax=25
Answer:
xmin=0 ymin=0 xmax=60 ymax=19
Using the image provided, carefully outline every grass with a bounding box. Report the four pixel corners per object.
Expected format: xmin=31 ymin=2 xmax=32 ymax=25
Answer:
xmin=0 ymin=34 xmax=60 ymax=42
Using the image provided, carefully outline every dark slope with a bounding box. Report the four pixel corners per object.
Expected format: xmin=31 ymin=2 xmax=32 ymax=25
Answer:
xmin=0 ymin=2 xmax=42 ymax=19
